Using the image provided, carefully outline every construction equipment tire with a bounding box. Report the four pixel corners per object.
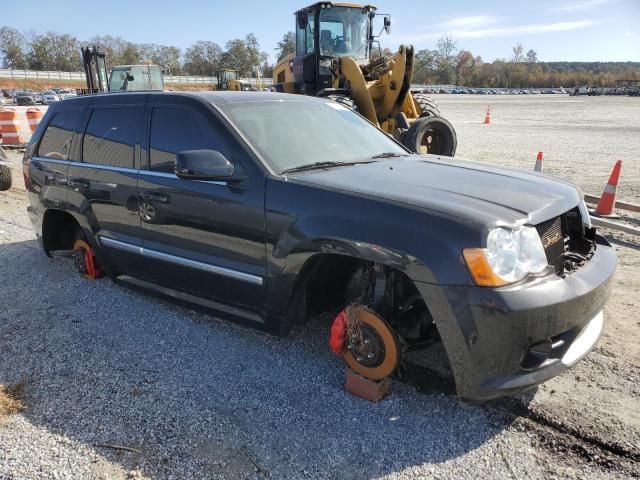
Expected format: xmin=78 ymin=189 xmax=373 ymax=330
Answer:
xmin=404 ymin=116 xmax=457 ymax=157
xmin=412 ymin=93 xmax=441 ymax=117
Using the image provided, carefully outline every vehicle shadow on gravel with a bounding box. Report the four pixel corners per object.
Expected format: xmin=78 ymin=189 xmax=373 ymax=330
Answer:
xmin=0 ymin=239 xmax=514 ymax=479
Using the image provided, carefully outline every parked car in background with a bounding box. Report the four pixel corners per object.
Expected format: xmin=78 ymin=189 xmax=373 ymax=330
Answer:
xmin=56 ymin=89 xmax=77 ymax=100
xmin=16 ymin=91 xmax=37 ymax=106
xmin=41 ymin=91 xmax=60 ymax=104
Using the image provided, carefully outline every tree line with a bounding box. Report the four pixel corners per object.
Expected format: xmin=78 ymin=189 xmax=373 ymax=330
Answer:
xmin=411 ymin=36 xmax=640 ymax=88
xmin=0 ymin=26 xmax=272 ymax=78
xmin=2 ymin=26 xmax=638 ymax=87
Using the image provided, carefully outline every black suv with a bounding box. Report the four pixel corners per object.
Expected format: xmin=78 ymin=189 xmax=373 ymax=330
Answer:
xmin=24 ymin=92 xmax=616 ymax=401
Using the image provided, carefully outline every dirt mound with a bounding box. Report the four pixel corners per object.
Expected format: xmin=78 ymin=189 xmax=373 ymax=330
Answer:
xmin=0 ymin=383 xmax=25 ymax=422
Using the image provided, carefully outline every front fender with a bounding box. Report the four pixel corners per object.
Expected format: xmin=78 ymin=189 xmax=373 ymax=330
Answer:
xmin=264 ymin=177 xmax=483 ymax=319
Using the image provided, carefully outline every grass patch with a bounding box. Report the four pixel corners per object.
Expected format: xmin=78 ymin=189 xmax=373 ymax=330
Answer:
xmin=0 ymin=382 xmax=26 ymax=422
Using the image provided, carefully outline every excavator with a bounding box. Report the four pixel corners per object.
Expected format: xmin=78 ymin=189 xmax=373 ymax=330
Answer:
xmin=272 ymin=2 xmax=457 ymax=156
xmin=80 ymin=46 xmax=164 ymax=94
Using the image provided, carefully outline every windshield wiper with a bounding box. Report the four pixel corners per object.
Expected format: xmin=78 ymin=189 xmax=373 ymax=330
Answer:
xmin=370 ymin=152 xmax=409 ymax=159
xmin=280 ymin=161 xmax=348 ymax=174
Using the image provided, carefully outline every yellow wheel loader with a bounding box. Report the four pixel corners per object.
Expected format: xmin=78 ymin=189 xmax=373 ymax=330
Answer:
xmin=272 ymin=2 xmax=457 ymax=156
xmin=216 ymin=70 xmax=253 ymax=91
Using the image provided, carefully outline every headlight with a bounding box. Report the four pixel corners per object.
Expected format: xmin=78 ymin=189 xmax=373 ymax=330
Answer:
xmin=463 ymin=226 xmax=548 ymax=286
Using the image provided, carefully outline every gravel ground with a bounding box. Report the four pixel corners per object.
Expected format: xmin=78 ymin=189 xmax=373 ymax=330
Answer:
xmin=1 ymin=96 xmax=639 ymax=479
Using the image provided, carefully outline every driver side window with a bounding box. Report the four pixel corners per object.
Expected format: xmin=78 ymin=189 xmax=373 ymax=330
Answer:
xmin=148 ymin=107 xmax=230 ymax=174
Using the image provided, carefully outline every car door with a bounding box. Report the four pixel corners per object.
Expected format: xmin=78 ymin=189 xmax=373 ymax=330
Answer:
xmin=66 ymin=100 xmax=144 ymax=275
xmin=27 ymin=108 xmax=82 ymax=215
xmin=136 ymin=97 xmax=266 ymax=318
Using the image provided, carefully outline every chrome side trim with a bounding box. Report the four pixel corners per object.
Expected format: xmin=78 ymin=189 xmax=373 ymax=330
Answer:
xmin=117 ymin=275 xmax=264 ymax=323
xmin=139 ymin=169 xmax=227 ymax=186
xmin=33 ymin=157 xmax=70 ymax=165
xmin=68 ymin=160 xmax=136 ymax=174
xmin=139 ymin=170 xmax=176 ymax=178
xmin=100 ymin=237 xmax=143 ymax=255
xmin=98 ymin=236 xmax=263 ymax=286
xmin=37 ymin=159 xmax=226 ymax=185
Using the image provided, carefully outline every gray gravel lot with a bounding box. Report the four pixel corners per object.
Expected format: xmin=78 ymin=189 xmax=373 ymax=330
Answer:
xmin=1 ymin=95 xmax=639 ymax=479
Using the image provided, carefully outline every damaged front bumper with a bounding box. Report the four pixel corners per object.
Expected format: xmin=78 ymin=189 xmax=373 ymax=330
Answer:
xmin=416 ymin=234 xmax=617 ymax=401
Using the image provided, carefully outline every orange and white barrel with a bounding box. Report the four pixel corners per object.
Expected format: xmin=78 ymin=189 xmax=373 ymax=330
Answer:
xmin=26 ymin=108 xmax=43 ymax=134
xmin=0 ymin=108 xmax=25 ymax=145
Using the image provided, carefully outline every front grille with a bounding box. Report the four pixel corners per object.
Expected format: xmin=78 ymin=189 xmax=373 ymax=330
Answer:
xmin=536 ymin=216 xmax=566 ymax=273
xmin=535 ymin=208 xmax=597 ymax=276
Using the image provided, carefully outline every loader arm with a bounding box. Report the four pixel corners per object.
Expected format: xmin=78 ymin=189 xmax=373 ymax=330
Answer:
xmin=339 ymin=57 xmax=378 ymax=125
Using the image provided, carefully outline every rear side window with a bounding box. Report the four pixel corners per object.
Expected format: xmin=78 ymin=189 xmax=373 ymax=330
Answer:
xmin=37 ymin=110 xmax=79 ymax=160
xmin=148 ymin=107 xmax=229 ymax=173
xmin=83 ymin=107 xmax=137 ymax=168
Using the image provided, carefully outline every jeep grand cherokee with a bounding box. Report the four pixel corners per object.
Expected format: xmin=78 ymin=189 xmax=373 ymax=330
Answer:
xmin=24 ymin=92 xmax=616 ymax=400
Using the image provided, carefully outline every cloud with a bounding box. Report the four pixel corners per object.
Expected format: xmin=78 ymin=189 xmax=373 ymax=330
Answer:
xmin=431 ymin=15 xmax=499 ymax=30
xmin=553 ymin=0 xmax=611 ymax=12
xmin=398 ymin=20 xmax=598 ymax=43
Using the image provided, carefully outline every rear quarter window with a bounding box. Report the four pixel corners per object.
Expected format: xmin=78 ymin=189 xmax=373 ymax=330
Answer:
xmin=36 ymin=110 xmax=80 ymax=160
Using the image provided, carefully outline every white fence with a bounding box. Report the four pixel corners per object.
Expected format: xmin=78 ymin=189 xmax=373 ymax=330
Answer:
xmin=0 ymin=69 xmax=272 ymax=86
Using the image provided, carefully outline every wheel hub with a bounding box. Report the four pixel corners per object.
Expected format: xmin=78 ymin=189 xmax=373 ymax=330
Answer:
xmin=348 ymin=325 xmax=385 ymax=367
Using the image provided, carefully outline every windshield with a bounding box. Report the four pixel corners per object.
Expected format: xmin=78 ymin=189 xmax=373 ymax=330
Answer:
xmin=109 ymin=68 xmax=128 ymax=91
xmin=319 ymin=6 xmax=371 ymax=62
xmin=220 ymin=99 xmax=406 ymax=174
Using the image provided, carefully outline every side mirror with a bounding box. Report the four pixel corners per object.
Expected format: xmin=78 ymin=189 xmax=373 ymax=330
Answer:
xmin=384 ymin=16 xmax=391 ymax=34
xmin=175 ymin=150 xmax=235 ymax=180
xmin=126 ymin=74 xmax=135 ymax=81
xmin=297 ymin=11 xmax=308 ymax=30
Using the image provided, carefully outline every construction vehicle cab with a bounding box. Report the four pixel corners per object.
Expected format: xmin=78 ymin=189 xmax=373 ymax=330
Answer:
xmin=292 ymin=2 xmax=377 ymax=94
xmin=216 ymin=69 xmax=251 ymax=91
xmin=273 ymin=2 xmax=457 ymax=156
xmin=109 ymin=65 xmax=164 ymax=92
xmin=80 ymin=46 xmax=164 ymax=94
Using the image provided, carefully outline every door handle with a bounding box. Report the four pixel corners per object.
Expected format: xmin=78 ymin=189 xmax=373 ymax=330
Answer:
xmin=140 ymin=191 xmax=170 ymax=204
xmin=68 ymin=178 xmax=90 ymax=190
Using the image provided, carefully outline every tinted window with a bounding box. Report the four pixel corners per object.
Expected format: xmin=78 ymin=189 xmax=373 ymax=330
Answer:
xmin=148 ymin=107 xmax=229 ymax=173
xmin=37 ymin=110 xmax=79 ymax=160
xmin=83 ymin=107 xmax=137 ymax=168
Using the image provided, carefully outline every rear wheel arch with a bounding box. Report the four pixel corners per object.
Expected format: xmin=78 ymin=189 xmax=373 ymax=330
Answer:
xmin=41 ymin=209 xmax=84 ymax=256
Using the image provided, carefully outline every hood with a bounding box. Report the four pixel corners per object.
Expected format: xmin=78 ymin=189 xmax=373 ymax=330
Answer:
xmin=289 ymin=155 xmax=582 ymax=227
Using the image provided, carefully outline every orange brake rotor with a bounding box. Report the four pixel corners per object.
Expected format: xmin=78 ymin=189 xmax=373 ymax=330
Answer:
xmin=343 ymin=308 xmax=400 ymax=380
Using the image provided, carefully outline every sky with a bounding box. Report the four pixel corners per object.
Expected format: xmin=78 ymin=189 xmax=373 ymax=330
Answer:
xmin=4 ymin=0 xmax=640 ymax=63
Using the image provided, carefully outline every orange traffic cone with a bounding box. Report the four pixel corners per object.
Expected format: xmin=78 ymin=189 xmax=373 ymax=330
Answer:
xmin=483 ymin=106 xmax=491 ymax=124
xmin=534 ymin=152 xmax=543 ymax=172
xmin=594 ymin=160 xmax=622 ymax=217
